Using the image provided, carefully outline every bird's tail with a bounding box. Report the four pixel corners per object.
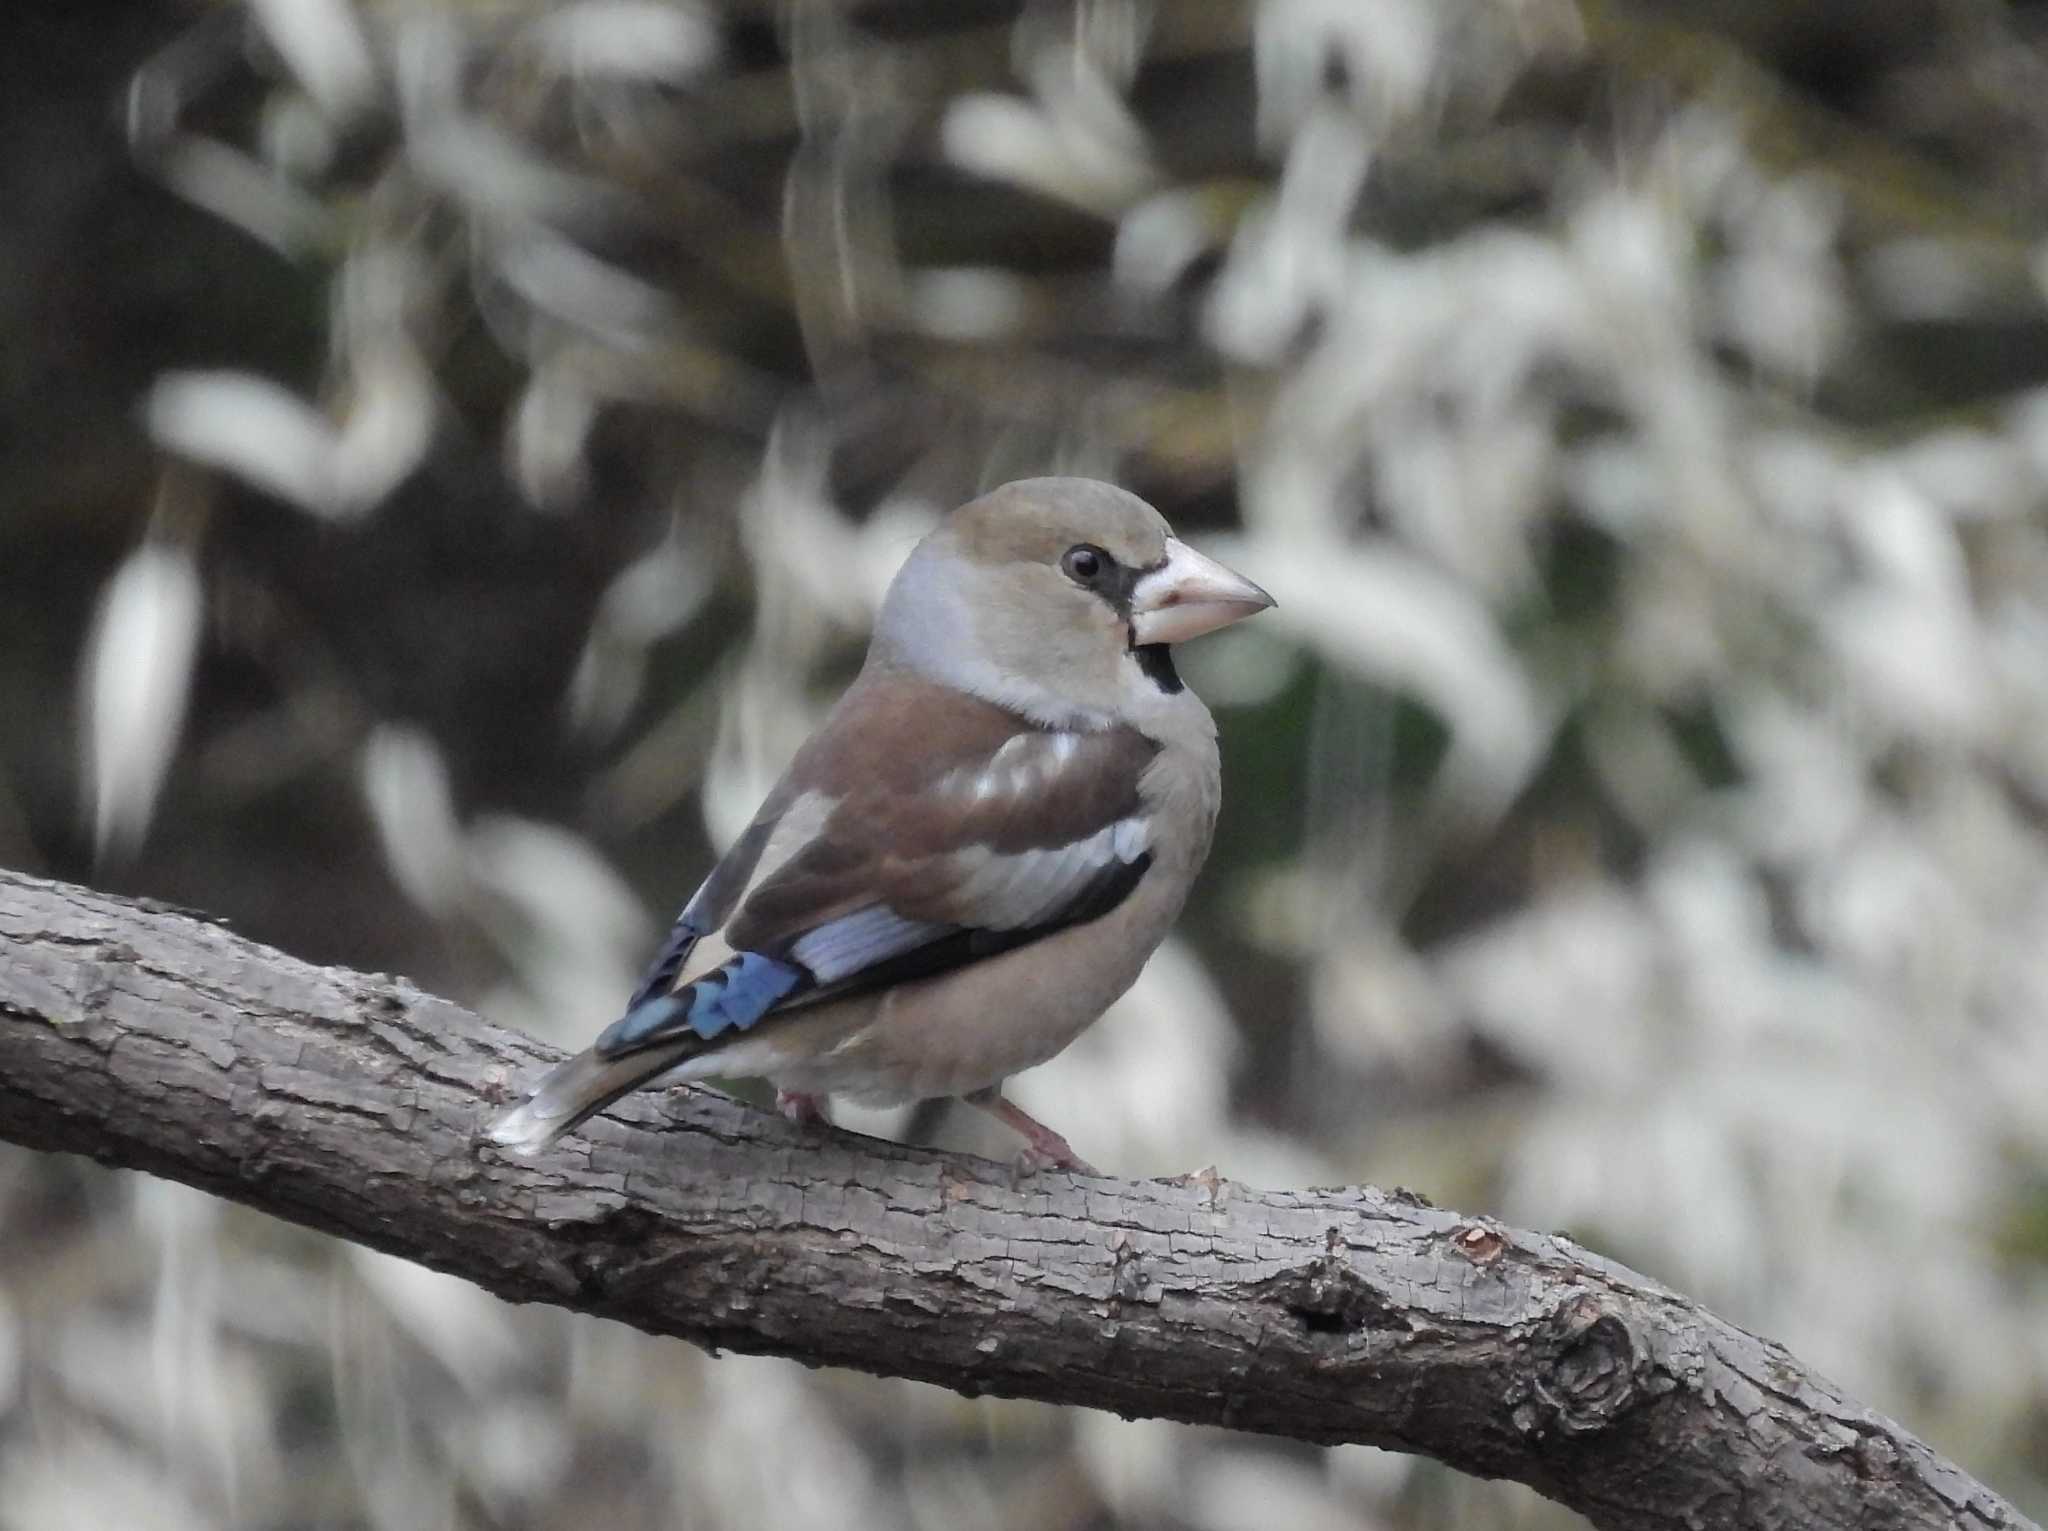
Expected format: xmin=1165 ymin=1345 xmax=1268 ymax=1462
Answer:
xmin=491 ymin=956 xmax=805 ymax=1154
xmin=487 ymin=1037 xmax=696 ymax=1155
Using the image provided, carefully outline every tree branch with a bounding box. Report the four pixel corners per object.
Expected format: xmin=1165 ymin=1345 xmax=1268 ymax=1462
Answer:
xmin=0 ymin=867 xmax=2031 ymax=1531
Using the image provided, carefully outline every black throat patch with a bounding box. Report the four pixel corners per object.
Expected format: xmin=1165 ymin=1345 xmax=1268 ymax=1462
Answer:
xmin=1132 ymin=643 xmax=1183 ymax=694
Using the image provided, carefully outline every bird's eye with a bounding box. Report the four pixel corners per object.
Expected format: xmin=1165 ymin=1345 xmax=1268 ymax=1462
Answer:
xmin=1061 ymin=544 xmax=1108 ymax=585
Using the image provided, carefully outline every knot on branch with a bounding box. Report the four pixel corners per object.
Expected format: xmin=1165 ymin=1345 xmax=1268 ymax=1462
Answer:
xmin=1450 ymin=1222 xmax=1506 ymax=1265
xmin=1508 ymin=1297 xmax=1666 ymax=1439
xmin=1268 ymin=1256 xmax=1410 ymax=1337
xmin=552 ymin=1200 xmax=666 ymax=1298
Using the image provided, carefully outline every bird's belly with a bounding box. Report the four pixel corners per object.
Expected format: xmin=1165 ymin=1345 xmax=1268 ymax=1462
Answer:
xmin=766 ymin=953 xmax=1139 ymax=1103
xmin=741 ymin=873 xmax=1185 ymax=1104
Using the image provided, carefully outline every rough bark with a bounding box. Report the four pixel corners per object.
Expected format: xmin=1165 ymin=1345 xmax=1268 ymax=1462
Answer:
xmin=0 ymin=867 xmax=2031 ymax=1531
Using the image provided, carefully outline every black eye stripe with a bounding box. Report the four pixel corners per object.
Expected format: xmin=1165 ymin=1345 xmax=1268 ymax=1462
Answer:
xmin=1060 ymin=545 xmax=1167 ymax=619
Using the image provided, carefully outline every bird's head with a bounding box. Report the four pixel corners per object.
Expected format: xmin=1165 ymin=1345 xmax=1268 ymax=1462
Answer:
xmin=872 ymin=477 xmax=1274 ymax=726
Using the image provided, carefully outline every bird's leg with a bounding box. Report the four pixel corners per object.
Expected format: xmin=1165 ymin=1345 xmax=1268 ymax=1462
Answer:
xmin=965 ymin=1088 xmax=1099 ymax=1177
xmin=775 ymin=1089 xmax=830 ymax=1126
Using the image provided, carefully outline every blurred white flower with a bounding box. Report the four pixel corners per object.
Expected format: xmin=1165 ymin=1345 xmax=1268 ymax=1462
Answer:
xmin=942 ymin=90 xmax=1159 ymax=215
xmin=82 ymin=539 xmax=204 ymax=864
xmin=360 ymin=723 xmax=469 ymax=917
xmin=248 ymin=0 xmax=379 ymax=122
xmin=1253 ymin=0 xmax=1444 ymax=149
xmin=145 ymin=363 xmax=433 ymax=521
xmin=147 ymin=371 xmax=340 ymax=512
xmin=566 ymin=529 xmax=716 ymax=737
xmin=1115 ymin=185 xmax=1235 ymax=294
xmin=530 ymin=0 xmax=720 ymax=85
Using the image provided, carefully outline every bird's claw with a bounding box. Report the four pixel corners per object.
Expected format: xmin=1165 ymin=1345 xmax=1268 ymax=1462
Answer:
xmin=965 ymin=1089 xmax=1098 ymax=1179
xmin=1010 ymin=1141 xmax=1100 ymax=1184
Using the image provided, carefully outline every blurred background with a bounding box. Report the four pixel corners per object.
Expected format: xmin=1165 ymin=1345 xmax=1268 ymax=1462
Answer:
xmin=3 ymin=0 xmax=2047 ymax=1525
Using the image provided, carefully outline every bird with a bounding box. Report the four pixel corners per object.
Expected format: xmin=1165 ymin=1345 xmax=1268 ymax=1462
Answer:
xmin=488 ymin=476 xmax=1273 ymax=1172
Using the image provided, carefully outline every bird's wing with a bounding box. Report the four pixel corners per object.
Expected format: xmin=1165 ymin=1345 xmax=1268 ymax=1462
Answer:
xmin=594 ymin=673 xmax=1159 ymax=1059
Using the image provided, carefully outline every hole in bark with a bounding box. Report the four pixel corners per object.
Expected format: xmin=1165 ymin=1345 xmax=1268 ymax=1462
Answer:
xmin=1269 ymin=1262 xmax=1409 ymax=1336
xmin=556 ymin=1203 xmax=666 ymax=1297
xmin=1291 ymin=1305 xmax=1354 ymax=1335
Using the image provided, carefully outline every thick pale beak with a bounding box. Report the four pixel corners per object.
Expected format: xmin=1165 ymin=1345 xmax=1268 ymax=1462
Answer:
xmin=1128 ymin=537 xmax=1275 ymax=646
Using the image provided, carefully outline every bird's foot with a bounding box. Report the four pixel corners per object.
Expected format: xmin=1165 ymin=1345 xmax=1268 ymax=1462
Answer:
xmin=966 ymin=1088 xmax=1098 ymax=1178
xmin=775 ymin=1089 xmax=830 ymax=1126
xmin=1009 ymin=1141 xmax=1100 ymax=1186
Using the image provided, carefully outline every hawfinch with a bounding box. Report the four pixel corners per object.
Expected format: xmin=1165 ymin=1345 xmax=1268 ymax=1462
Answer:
xmin=490 ymin=477 xmax=1272 ymax=1171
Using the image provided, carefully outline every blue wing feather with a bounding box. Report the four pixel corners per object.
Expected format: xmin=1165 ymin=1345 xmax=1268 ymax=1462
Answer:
xmin=621 ymin=912 xmax=706 ymax=1014
xmin=597 ymin=951 xmax=802 ymax=1056
xmin=790 ymin=906 xmax=955 ymax=981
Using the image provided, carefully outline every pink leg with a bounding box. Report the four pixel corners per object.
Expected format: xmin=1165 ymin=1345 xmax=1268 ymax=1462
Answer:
xmin=776 ymin=1089 xmax=830 ymax=1126
xmin=966 ymin=1089 xmax=1098 ymax=1176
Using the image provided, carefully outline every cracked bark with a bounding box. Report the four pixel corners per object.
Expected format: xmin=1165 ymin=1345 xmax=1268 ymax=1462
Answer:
xmin=0 ymin=867 xmax=2033 ymax=1531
